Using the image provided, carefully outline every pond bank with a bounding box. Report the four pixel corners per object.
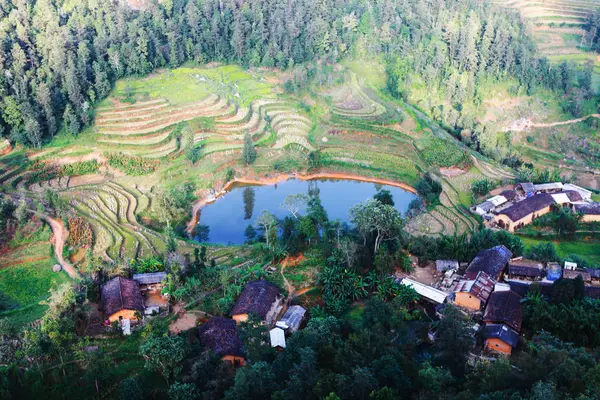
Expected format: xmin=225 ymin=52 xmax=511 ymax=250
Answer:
xmin=185 ymin=171 xmax=417 ymax=235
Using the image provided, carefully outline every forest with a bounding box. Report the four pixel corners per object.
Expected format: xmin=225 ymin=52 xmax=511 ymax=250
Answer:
xmin=0 ymin=0 xmax=593 ymax=154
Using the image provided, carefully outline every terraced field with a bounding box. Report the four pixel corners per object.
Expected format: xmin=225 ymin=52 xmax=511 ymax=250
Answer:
xmin=498 ymin=0 xmax=600 ymax=77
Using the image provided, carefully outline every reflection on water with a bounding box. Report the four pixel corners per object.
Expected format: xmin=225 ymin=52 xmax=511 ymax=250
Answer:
xmin=195 ymin=178 xmax=417 ymax=245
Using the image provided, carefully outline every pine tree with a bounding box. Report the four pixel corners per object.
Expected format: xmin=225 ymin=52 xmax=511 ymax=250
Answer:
xmin=243 ymin=132 xmax=257 ymax=165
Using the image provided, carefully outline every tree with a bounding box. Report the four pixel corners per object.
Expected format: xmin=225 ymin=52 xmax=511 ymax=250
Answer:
xmin=139 ymin=335 xmax=186 ymax=384
xmin=433 ymin=305 xmax=474 ymax=376
xmin=169 ymin=382 xmax=200 ymax=400
xmin=349 ymin=199 xmax=404 ymax=254
xmin=254 ymin=211 xmax=278 ymax=248
xmin=225 ymin=361 xmax=278 ymax=399
xmin=243 ymin=132 xmax=257 ymax=165
xmin=281 ymin=193 xmax=308 ymax=218
xmin=119 ymin=376 xmax=144 ymax=400
xmin=472 ymin=179 xmax=494 ymax=196
xmin=373 ymin=189 xmax=394 ymax=206
xmin=526 ymin=242 xmax=559 ymax=263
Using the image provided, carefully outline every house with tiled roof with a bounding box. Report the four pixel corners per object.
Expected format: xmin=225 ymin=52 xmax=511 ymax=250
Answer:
xmin=453 ymin=271 xmax=495 ymax=311
xmin=464 ymin=245 xmax=513 ymax=281
xmin=573 ymin=202 xmax=600 ymax=223
xmin=483 ymin=290 xmax=523 ymax=332
xmin=198 ymin=317 xmax=245 ymax=366
xmin=482 ymin=323 xmax=520 ymax=355
xmin=230 ymin=280 xmax=284 ymax=325
xmin=101 ymin=277 xmax=144 ymax=322
xmin=507 ymin=258 xmax=545 ymax=281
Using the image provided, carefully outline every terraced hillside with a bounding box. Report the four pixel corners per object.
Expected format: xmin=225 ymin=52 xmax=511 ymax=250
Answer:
xmin=499 ymin=0 xmax=600 ymax=76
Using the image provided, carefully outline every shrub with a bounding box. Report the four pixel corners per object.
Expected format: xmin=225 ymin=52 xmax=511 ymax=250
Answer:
xmin=416 ymin=174 xmax=442 ymax=205
xmin=420 ymin=139 xmax=472 ymax=169
xmin=106 ymin=153 xmax=159 ymax=176
xmin=67 ymin=217 xmax=93 ymax=247
xmin=472 ymin=178 xmax=494 ymax=196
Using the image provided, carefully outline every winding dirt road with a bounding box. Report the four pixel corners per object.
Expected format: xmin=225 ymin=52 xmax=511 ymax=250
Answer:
xmin=506 ymin=114 xmax=600 ymax=132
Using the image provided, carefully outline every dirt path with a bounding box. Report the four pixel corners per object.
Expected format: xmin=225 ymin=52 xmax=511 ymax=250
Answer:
xmin=505 ymin=114 xmax=600 ymax=132
xmin=31 ymin=211 xmax=81 ymax=280
xmin=169 ymin=303 xmax=206 ymax=334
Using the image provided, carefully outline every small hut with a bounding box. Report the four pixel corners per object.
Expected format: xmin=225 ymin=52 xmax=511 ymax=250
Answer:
xmin=198 ymin=317 xmax=245 ymax=366
xmin=101 ymin=277 xmax=144 ymax=323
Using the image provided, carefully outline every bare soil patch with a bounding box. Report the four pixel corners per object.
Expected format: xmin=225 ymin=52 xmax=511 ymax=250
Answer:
xmin=440 ymin=167 xmax=467 ymax=177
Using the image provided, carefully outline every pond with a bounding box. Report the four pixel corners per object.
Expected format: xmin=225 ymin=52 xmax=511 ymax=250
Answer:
xmin=194 ymin=178 xmax=418 ymax=245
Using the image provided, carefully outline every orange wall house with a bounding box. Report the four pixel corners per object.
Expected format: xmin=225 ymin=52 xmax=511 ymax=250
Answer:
xmin=485 ymin=338 xmax=513 ymax=355
xmin=222 ymin=355 xmax=245 ymax=366
xmin=106 ymin=309 xmax=140 ymax=323
xmin=581 ymin=214 xmax=600 ymax=223
xmin=454 ymin=292 xmax=482 ymax=311
xmin=232 ymin=313 xmax=248 ymax=324
xmin=495 ymin=206 xmax=551 ymax=232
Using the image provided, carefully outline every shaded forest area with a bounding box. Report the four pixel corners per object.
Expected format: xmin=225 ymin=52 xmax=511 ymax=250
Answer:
xmin=0 ymin=0 xmax=592 ymax=148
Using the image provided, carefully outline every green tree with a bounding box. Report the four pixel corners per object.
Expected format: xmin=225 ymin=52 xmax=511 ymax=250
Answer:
xmin=243 ymin=132 xmax=257 ymax=165
xmin=433 ymin=305 xmax=474 ymax=376
xmin=349 ymin=199 xmax=404 ymax=254
xmin=139 ymin=335 xmax=186 ymax=384
xmin=169 ymin=382 xmax=200 ymax=400
xmin=526 ymin=242 xmax=559 ymax=263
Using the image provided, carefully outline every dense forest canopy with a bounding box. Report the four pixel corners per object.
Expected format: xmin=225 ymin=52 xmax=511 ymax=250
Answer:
xmin=0 ymin=0 xmax=587 ymax=148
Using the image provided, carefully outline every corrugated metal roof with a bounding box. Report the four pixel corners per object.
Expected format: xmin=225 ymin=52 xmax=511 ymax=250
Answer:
xmin=551 ymin=193 xmax=570 ymax=204
xmin=133 ymin=272 xmax=167 ymax=285
xmin=269 ymin=328 xmax=286 ymax=349
xmin=401 ymin=278 xmax=448 ymax=304
xmin=278 ymin=305 xmax=306 ymax=332
xmin=436 ymin=260 xmax=459 ymax=272
xmin=534 ymin=182 xmax=563 ymax=191
xmin=563 ymin=184 xmax=592 ymax=199
xmin=487 ymin=195 xmax=508 ymax=207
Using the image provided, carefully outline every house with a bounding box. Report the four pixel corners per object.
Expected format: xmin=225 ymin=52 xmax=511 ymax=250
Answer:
xmin=132 ymin=272 xmax=167 ymax=285
xmin=464 ymin=245 xmax=513 ymax=280
xmin=482 ymin=324 xmax=519 ymax=355
xmin=587 ymin=268 xmax=600 ymax=282
xmin=101 ymin=277 xmax=144 ymax=323
xmin=507 ymin=258 xmax=545 ymax=280
xmin=230 ymin=280 xmax=284 ymax=325
xmin=400 ymin=278 xmax=448 ymax=304
xmin=508 ymin=281 xmax=553 ymax=298
xmin=564 ymin=261 xmax=577 ymax=271
xmin=483 ymin=291 xmax=523 ymax=332
xmin=494 ymin=192 xmax=581 ymax=232
xmin=562 ymin=269 xmax=591 ymax=282
xmin=276 ymin=305 xmax=307 ymax=333
xmin=474 ymin=201 xmax=495 ymax=215
xmin=517 ymin=182 xmax=535 ymax=196
xmin=586 ymin=286 xmax=600 ymax=299
xmin=197 ymin=317 xmax=245 ymax=366
xmin=573 ymin=202 xmax=600 ymax=223
xmin=533 ymin=182 xmax=563 ymax=193
xmin=563 ymin=184 xmax=592 ymax=201
xmin=499 ymin=190 xmax=517 ymax=201
xmin=453 ymin=271 xmax=495 ymax=311
xmin=269 ymin=328 xmax=286 ymax=350
xmin=436 ymin=260 xmax=459 ymax=272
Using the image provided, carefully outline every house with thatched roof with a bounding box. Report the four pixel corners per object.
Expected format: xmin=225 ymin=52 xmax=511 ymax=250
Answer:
xmin=198 ymin=317 xmax=245 ymax=366
xmin=464 ymin=245 xmax=513 ymax=281
xmin=483 ymin=290 xmax=523 ymax=332
xmin=230 ymin=280 xmax=284 ymax=325
xmin=101 ymin=277 xmax=144 ymax=323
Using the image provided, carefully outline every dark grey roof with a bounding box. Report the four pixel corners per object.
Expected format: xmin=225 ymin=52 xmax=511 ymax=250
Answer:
xmin=465 ymin=245 xmax=512 ymax=280
xmin=230 ymin=280 xmax=281 ymax=319
xmin=574 ymin=202 xmax=600 ymax=215
xmin=562 ymin=269 xmax=591 ymax=282
xmin=585 ymin=286 xmax=600 ymax=299
xmin=483 ymin=323 xmax=519 ymax=347
xmin=436 ymin=260 xmax=459 ymax=271
xmin=477 ymin=201 xmax=495 ymax=211
xmin=499 ymin=193 xmax=555 ymax=222
xmin=101 ymin=277 xmax=144 ymax=317
xmin=519 ymin=183 xmax=535 ymax=194
xmin=508 ymin=258 xmax=544 ymax=278
xmin=197 ymin=317 xmax=244 ymax=357
xmin=586 ymin=268 xmax=600 ymax=279
xmin=133 ymin=272 xmax=167 ymax=285
xmin=508 ymin=281 xmax=553 ymax=298
xmin=499 ymin=190 xmax=517 ymax=201
xmin=484 ymin=290 xmax=523 ymax=332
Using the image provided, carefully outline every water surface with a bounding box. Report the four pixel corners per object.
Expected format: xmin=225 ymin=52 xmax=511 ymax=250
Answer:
xmin=195 ymin=178 xmax=417 ymax=244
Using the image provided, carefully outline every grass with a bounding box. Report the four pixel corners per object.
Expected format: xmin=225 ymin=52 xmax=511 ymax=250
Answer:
xmin=520 ymin=235 xmax=600 ymax=265
xmin=0 ymin=259 xmax=71 ymax=327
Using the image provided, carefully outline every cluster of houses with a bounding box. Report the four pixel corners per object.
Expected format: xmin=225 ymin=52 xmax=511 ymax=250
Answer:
xmin=472 ymin=182 xmax=600 ymax=232
xmin=401 ymin=245 xmax=600 ymax=356
xmin=100 ymin=277 xmax=306 ymax=366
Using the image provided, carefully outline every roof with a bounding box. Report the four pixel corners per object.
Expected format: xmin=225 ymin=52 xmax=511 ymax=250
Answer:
xmin=230 ymin=280 xmax=281 ymax=319
xmin=436 ymin=260 xmax=459 ymax=271
xmin=508 ymin=258 xmax=544 ymax=278
xmin=507 ymin=280 xmax=553 ymax=298
xmin=574 ymin=202 xmax=600 ymax=215
xmin=499 ymin=190 xmax=517 ymax=201
xmin=586 ymin=268 xmax=600 ymax=279
xmin=454 ymin=272 xmax=495 ymax=303
xmin=483 ymin=290 xmax=523 ymax=332
xmin=563 ymin=184 xmax=592 ymax=199
xmin=499 ymin=193 xmax=555 ymax=222
xmin=269 ymin=328 xmax=286 ymax=349
xmin=534 ymin=182 xmax=563 ymax=192
xmin=476 ymin=201 xmax=495 ymax=212
xmin=101 ymin=277 xmax=144 ymax=317
xmin=483 ymin=324 xmax=519 ymax=347
xmin=132 ymin=272 xmax=167 ymax=285
xmin=518 ymin=182 xmax=535 ymax=194
xmin=586 ymin=286 xmax=600 ymax=299
xmin=465 ymin=245 xmax=512 ymax=280
xmin=488 ymin=195 xmax=508 ymax=207
xmin=278 ymin=305 xmax=306 ymax=331
xmin=400 ymin=278 xmax=448 ymax=304
xmin=197 ymin=317 xmax=244 ymax=357
xmin=551 ymin=193 xmax=571 ymax=204
xmin=562 ymin=269 xmax=591 ymax=282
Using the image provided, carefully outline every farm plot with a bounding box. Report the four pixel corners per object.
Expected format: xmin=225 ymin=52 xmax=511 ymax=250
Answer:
xmin=325 ymin=73 xmax=386 ymax=118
